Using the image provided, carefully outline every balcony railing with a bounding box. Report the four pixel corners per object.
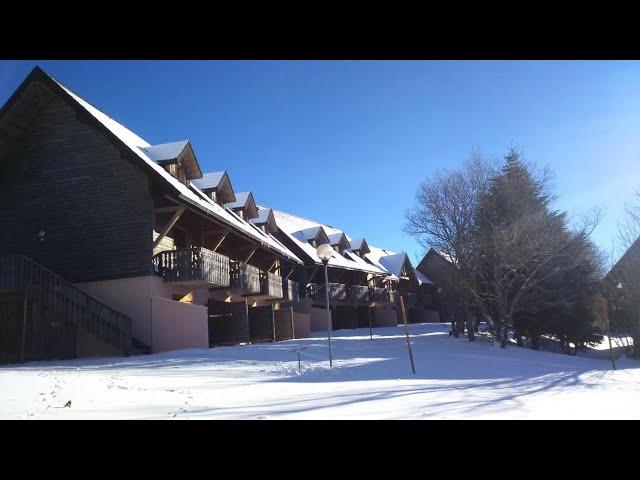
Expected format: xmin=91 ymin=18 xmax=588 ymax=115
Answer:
xmin=388 ymin=291 xmax=398 ymax=304
xmin=284 ymin=279 xmax=300 ymax=302
xmin=231 ymin=261 xmax=261 ymax=293
xmin=260 ymin=271 xmax=283 ymax=298
xmin=401 ymin=293 xmax=418 ymax=305
xmin=372 ymin=287 xmax=389 ymax=304
xmin=308 ymin=282 xmax=347 ymax=302
xmin=153 ymin=247 xmax=230 ymax=287
xmin=348 ymin=285 xmax=371 ymax=304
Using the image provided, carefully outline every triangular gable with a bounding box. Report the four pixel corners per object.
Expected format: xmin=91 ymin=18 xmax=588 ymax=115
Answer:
xmin=192 ymin=171 xmax=236 ymax=204
xmin=226 ymin=192 xmax=258 ymax=220
xmin=349 ymin=237 xmax=370 ymax=255
xmin=251 ymin=207 xmax=278 ymax=234
xmin=142 ymin=140 xmax=202 ymax=180
xmin=327 ymin=232 xmax=350 ymax=252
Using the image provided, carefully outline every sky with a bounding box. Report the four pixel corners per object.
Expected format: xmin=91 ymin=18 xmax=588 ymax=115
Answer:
xmin=1 ymin=60 xmax=639 ymax=264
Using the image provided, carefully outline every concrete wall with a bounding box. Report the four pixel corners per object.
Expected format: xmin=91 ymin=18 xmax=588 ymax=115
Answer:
xmin=292 ymin=312 xmax=311 ymax=339
xmin=75 ymin=275 xmax=153 ymax=346
xmin=373 ymin=307 xmax=397 ymax=328
xmin=77 ymin=329 xmax=122 ymax=358
xmin=76 ymin=276 xmax=211 ymax=352
xmin=151 ymin=296 xmax=208 ymax=352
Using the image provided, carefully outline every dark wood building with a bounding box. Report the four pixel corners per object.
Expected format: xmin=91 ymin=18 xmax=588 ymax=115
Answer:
xmin=0 ymin=67 xmax=305 ymax=362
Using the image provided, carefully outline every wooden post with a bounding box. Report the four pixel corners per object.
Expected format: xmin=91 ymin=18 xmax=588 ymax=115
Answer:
xmin=399 ymin=295 xmax=416 ymax=374
xmin=20 ymin=290 xmax=28 ymax=364
xmin=368 ymin=307 xmax=373 ymax=341
xmin=271 ymin=305 xmax=276 ymax=343
xmin=290 ymin=306 xmax=295 ymax=339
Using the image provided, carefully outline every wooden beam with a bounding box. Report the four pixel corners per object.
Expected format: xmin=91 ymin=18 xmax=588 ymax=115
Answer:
xmin=267 ymin=260 xmax=278 ymax=272
xmin=244 ymin=247 xmax=257 ymax=264
xmin=154 ymin=205 xmax=184 ymax=214
xmin=152 ymin=207 xmax=185 ymax=249
xmin=212 ymin=231 xmax=229 ymax=252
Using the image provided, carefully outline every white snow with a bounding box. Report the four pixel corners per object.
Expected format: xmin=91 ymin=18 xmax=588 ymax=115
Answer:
xmin=1 ymin=324 xmax=638 ymax=419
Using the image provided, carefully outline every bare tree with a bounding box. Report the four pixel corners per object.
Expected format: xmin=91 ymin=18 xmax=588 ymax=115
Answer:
xmin=404 ymin=152 xmax=496 ymax=340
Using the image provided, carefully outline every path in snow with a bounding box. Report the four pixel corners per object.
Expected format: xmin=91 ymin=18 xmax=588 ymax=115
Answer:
xmin=1 ymin=323 xmax=638 ymax=419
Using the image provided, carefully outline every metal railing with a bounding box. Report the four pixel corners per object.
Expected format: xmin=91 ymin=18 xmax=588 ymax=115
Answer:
xmin=153 ymin=247 xmax=230 ymax=287
xmin=0 ymin=254 xmax=132 ymax=355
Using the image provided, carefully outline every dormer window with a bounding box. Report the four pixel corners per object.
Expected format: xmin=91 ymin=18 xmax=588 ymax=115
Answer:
xmin=144 ymin=140 xmax=201 ymax=187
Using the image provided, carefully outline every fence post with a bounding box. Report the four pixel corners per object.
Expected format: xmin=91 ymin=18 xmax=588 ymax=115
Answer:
xmin=272 ymin=305 xmax=276 ymax=343
xmin=290 ymin=306 xmax=295 ymax=339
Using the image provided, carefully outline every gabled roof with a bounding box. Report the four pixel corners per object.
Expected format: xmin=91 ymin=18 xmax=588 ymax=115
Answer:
xmin=2 ymin=67 xmax=300 ymax=264
xmin=251 ymin=207 xmax=278 ymax=233
xmin=252 ymin=207 xmax=274 ymax=225
xmin=226 ymin=192 xmax=258 ymax=221
xmin=271 ymin=208 xmax=386 ymax=274
xmin=192 ymin=171 xmax=225 ymax=190
xmin=366 ymin=246 xmax=432 ymax=285
xmin=191 ymin=171 xmax=236 ymax=204
xmin=349 ymin=237 xmax=370 ymax=254
xmin=293 ymin=225 xmax=329 ymax=244
xmin=327 ymin=232 xmax=350 ymax=251
xmin=142 ymin=140 xmax=202 ymax=180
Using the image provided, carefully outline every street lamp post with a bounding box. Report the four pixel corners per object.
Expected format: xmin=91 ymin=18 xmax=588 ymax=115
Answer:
xmin=316 ymin=243 xmax=334 ymax=367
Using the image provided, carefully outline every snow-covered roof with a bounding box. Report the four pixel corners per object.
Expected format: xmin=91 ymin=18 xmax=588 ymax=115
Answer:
xmin=251 ymin=207 xmax=273 ymax=225
xmin=293 ymin=225 xmax=326 ymax=242
xmin=366 ymin=246 xmax=433 ymax=285
xmin=142 ymin=140 xmax=189 ymax=162
xmin=349 ymin=237 xmax=369 ymax=253
xmin=271 ymin=208 xmax=387 ymax=274
xmin=49 ymin=73 xmax=301 ymax=265
xmin=226 ymin=191 xmax=252 ymax=210
xmin=192 ymin=171 xmax=225 ymax=191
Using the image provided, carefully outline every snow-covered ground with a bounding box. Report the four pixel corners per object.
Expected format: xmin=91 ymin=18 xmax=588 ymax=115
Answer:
xmin=1 ymin=323 xmax=639 ymax=419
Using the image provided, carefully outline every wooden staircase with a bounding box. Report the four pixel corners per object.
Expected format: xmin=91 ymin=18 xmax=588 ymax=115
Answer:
xmin=0 ymin=254 xmax=134 ymax=362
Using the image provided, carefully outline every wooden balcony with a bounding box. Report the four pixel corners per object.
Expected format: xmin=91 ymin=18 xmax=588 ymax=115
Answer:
xmin=284 ymin=279 xmax=300 ymax=302
xmin=230 ymin=261 xmax=261 ymax=294
xmin=372 ymin=287 xmax=390 ymax=304
xmin=348 ymin=285 xmax=371 ymax=304
xmin=153 ymin=247 xmax=230 ymax=287
xmin=259 ymin=271 xmax=284 ymax=299
xmin=308 ymin=282 xmax=347 ymax=302
xmin=401 ymin=293 xmax=418 ymax=306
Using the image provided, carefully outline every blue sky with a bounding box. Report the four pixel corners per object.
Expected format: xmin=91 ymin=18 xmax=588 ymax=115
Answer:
xmin=1 ymin=61 xmax=639 ymax=263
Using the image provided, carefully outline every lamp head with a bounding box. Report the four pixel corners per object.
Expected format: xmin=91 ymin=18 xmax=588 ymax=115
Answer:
xmin=316 ymin=243 xmax=334 ymax=264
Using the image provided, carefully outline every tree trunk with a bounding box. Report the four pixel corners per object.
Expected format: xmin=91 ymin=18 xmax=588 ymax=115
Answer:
xmin=466 ymin=314 xmax=475 ymax=341
xmin=632 ymin=334 xmax=640 ymax=360
xmin=530 ymin=335 xmax=540 ymax=350
xmin=452 ymin=314 xmax=459 ymax=338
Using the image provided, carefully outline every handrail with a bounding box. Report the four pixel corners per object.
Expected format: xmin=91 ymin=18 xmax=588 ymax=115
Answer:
xmin=0 ymin=254 xmax=132 ymax=355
